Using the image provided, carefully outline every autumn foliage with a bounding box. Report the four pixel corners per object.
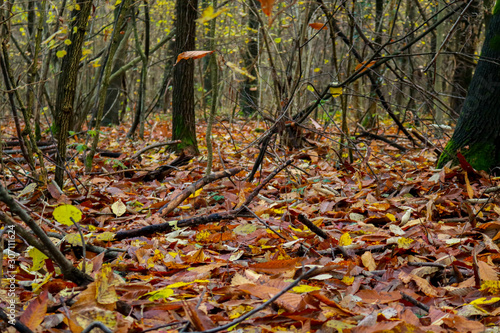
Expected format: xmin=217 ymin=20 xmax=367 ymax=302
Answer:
xmin=1 ymin=119 xmax=499 ymax=332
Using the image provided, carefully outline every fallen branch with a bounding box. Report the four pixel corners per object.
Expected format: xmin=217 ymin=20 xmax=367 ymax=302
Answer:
xmin=115 ymin=160 xmax=293 ymax=240
xmin=159 ymin=167 xmax=243 ymax=216
xmin=0 ymin=184 xmax=93 ymax=285
xmin=129 ymin=140 xmax=181 ymax=160
xmin=356 ymin=131 xmax=407 ymax=152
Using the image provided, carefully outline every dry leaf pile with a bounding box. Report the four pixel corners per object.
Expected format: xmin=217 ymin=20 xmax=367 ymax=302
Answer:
xmin=1 ymin=120 xmax=499 ymax=333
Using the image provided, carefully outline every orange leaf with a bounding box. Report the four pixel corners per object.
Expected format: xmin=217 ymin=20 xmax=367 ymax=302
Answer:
xmin=354 ymin=60 xmax=376 ymax=73
xmin=19 ymin=290 xmax=48 ymax=330
xmin=308 ymin=22 xmax=327 ymax=30
xmin=257 ymin=0 xmax=276 ymax=16
xmin=175 ymin=50 xmax=214 ymax=65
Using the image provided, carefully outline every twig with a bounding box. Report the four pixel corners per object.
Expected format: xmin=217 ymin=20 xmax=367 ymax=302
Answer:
xmin=356 ymin=132 xmax=407 ymax=152
xmin=129 ymin=140 xmax=181 ymax=159
xmin=0 ymin=308 xmax=33 ymax=333
xmin=69 ymin=217 xmax=86 ymax=274
xmin=297 ymin=213 xmax=330 ymax=240
xmin=81 ymin=321 xmax=113 ymax=333
xmin=400 ymin=292 xmax=429 ymax=312
xmin=408 ymin=262 xmax=446 ymax=269
xmin=244 ymin=205 xmax=287 ymax=241
xmin=115 ymin=160 xmax=294 ymax=240
xmin=188 ymin=267 xmax=318 ymax=333
xmin=158 ymin=167 xmax=243 ymax=216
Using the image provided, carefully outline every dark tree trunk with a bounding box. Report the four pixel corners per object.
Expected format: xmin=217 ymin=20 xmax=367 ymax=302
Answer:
xmin=54 ymin=0 xmax=93 ymax=188
xmin=102 ymin=6 xmax=131 ymax=126
xmin=437 ymin=1 xmax=500 ymax=171
xmin=240 ymin=0 xmax=260 ymax=116
xmin=172 ymin=0 xmax=199 ymax=155
xmin=450 ymin=0 xmax=481 ymax=115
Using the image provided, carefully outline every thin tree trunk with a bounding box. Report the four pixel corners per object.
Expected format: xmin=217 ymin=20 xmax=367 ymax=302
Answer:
xmin=172 ymin=0 xmax=199 ymax=155
xmin=54 ymin=0 xmax=93 ymax=188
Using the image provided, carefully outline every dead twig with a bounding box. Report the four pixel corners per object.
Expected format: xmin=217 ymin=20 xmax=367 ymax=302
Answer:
xmin=129 ymin=140 xmax=181 ymax=160
xmin=188 ymin=267 xmax=318 ymax=333
xmin=158 ymin=167 xmax=243 ymax=216
xmin=297 ymin=213 xmax=330 ymax=240
xmin=400 ymin=292 xmax=429 ymax=313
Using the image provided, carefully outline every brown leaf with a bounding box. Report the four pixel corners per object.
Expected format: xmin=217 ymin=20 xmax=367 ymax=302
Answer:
xmin=175 ymin=50 xmax=214 ymax=65
xmin=19 ymin=290 xmax=48 ymax=330
xmin=361 ymin=251 xmax=377 ymax=271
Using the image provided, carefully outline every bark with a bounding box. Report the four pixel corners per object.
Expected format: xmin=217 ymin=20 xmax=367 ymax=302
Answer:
xmin=450 ymin=0 xmax=481 ymax=114
xmin=54 ymin=0 xmax=93 ymax=188
xmin=437 ymin=1 xmax=500 ymax=171
xmin=172 ymin=0 xmax=199 ymax=155
xmin=102 ymin=7 xmax=131 ymax=126
xmin=240 ymin=0 xmax=260 ymax=115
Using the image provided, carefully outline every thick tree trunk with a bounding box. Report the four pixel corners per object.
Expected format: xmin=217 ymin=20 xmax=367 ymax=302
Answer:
xmin=437 ymin=1 xmax=500 ymax=171
xmin=172 ymin=0 xmax=199 ymax=155
xmin=54 ymin=0 xmax=93 ymax=188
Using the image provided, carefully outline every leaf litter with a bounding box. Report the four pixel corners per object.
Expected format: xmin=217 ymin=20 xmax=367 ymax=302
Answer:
xmin=1 ymin=119 xmax=500 ymax=332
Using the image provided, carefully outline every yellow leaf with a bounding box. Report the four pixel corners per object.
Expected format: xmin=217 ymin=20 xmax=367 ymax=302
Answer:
xmin=397 ymin=237 xmax=414 ymax=249
xmin=226 ymin=61 xmax=256 ymax=80
xmin=274 ymin=37 xmax=281 ymax=43
xmin=339 ymin=232 xmax=352 ymax=246
xmin=197 ymin=5 xmax=228 ymax=24
xmin=329 ymin=86 xmax=343 ymax=98
xmin=111 ymin=200 xmax=127 ymax=217
xmin=56 ymin=50 xmax=67 ymax=58
xmin=188 ymin=188 xmax=203 ymax=199
xmin=32 ymin=272 xmax=53 ymax=293
xmin=27 ymin=247 xmax=48 ymax=271
xmin=195 ymin=230 xmax=211 ymax=242
xmin=53 ymin=204 xmax=82 ymax=225
xmin=96 ymin=232 xmax=115 ymax=241
xmin=292 ymin=285 xmax=321 ymax=293
xmin=386 ymin=213 xmax=396 ymax=222
xmin=147 ymin=287 xmax=174 ymax=301
xmin=307 ymin=85 xmax=315 ymax=92
xmin=342 ymin=275 xmax=354 ymax=285
xmin=470 ymin=297 xmax=500 ymax=305
xmin=66 ymin=233 xmax=84 ymax=246
xmin=480 ymin=281 xmax=500 ymax=294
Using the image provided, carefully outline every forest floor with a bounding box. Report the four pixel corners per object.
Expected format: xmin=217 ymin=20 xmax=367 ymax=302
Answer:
xmin=1 ymin=118 xmax=500 ymax=333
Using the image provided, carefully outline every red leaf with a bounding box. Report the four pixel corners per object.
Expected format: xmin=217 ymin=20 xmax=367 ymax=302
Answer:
xmin=308 ymin=22 xmax=327 ymax=30
xmin=257 ymin=0 xmax=276 ymax=16
xmin=456 ymin=152 xmax=475 ymax=173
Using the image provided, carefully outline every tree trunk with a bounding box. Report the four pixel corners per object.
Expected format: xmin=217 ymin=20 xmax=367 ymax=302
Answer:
xmin=172 ymin=0 xmax=199 ymax=155
xmin=54 ymin=0 xmax=93 ymax=188
xmin=102 ymin=7 xmax=131 ymax=126
xmin=437 ymin=1 xmax=500 ymax=171
xmin=240 ymin=0 xmax=260 ymax=116
xmin=449 ymin=0 xmax=481 ymax=115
